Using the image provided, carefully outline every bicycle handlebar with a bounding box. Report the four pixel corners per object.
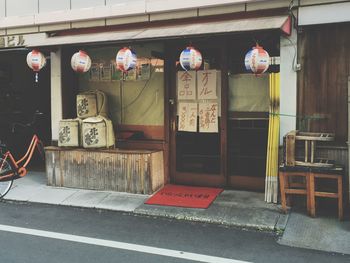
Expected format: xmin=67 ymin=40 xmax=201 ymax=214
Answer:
xmin=11 ymin=110 xmax=44 ymax=133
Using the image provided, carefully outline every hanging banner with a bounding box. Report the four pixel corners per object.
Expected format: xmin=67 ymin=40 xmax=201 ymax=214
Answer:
xmin=197 ymin=70 xmax=217 ymax=100
xmin=178 ymin=102 xmax=197 ymax=132
xmin=177 ymin=71 xmax=196 ymax=100
xmin=199 ymin=102 xmax=219 ymax=133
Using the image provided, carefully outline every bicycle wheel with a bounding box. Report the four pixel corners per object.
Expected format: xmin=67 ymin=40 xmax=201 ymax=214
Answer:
xmin=0 ymin=157 xmax=14 ymax=198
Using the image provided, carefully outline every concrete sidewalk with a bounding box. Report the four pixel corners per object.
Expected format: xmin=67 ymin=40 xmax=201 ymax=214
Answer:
xmin=279 ymin=211 xmax=350 ymax=255
xmin=3 ymin=171 xmax=287 ymax=232
xmin=4 ymin=171 xmax=350 ymax=255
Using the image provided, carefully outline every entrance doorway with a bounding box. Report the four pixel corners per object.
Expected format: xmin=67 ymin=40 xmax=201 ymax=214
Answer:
xmin=169 ymin=40 xmax=226 ymax=187
xmin=168 ymin=34 xmax=278 ymax=190
xmin=0 ymin=50 xmax=51 ymax=168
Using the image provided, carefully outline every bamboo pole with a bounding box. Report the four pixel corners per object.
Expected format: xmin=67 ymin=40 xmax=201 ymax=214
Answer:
xmin=265 ymin=74 xmax=273 ymax=202
xmin=272 ymin=73 xmax=277 ymax=202
xmin=274 ymin=73 xmax=280 ymax=203
xmin=265 ymin=73 xmax=280 ymax=203
xmin=265 ymin=73 xmax=273 ymax=202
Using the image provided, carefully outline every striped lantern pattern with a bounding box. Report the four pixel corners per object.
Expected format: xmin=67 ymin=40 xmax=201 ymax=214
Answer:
xmin=244 ymin=45 xmax=270 ymax=74
xmin=26 ymin=50 xmax=46 ymax=72
xmin=71 ymin=50 xmax=92 ymax=73
xmin=116 ymin=47 xmax=137 ymax=72
xmin=179 ymin=47 xmax=202 ymax=71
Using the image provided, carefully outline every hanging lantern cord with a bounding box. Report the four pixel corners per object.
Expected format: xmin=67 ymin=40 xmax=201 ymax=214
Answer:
xmin=251 ymin=36 xmax=259 ymax=47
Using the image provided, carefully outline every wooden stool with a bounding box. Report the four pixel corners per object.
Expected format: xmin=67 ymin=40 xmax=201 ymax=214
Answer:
xmin=309 ymin=166 xmax=344 ymax=220
xmin=279 ymin=166 xmax=311 ymax=214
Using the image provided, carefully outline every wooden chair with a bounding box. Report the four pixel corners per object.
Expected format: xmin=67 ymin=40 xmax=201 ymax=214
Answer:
xmin=279 ymin=165 xmax=311 ymax=215
xmin=309 ymin=166 xmax=344 ymax=220
xmin=279 ymin=165 xmax=344 ymax=220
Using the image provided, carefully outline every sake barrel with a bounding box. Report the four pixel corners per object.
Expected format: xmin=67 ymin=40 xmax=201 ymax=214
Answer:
xmin=76 ymin=90 xmax=108 ymax=119
xmin=58 ymin=118 xmax=82 ymax=147
xmin=82 ymin=116 xmax=115 ymax=148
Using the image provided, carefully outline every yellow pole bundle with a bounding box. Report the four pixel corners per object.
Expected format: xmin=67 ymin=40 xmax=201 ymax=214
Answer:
xmin=265 ymin=73 xmax=280 ymax=203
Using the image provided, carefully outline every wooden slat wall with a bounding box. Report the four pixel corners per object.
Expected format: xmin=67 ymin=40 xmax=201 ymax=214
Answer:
xmin=45 ymin=147 xmax=164 ymax=194
xmin=298 ymin=23 xmax=350 ymax=143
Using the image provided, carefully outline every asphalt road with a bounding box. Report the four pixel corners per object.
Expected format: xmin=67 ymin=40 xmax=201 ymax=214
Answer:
xmin=0 ymin=201 xmax=348 ymax=263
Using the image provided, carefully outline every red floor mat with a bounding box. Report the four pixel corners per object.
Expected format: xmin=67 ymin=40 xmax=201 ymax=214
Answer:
xmin=145 ymin=184 xmax=223 ymax=209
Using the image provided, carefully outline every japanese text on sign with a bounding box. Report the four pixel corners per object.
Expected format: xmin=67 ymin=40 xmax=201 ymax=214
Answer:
xmin=177 ymin=71 xmax=196 ymax=100
xmin=0 ymin=35 xmax=25 ymax=48
xmin=199 ymin=102 xmax=219 ymax=133
xmin=197 ymin=70 xmax=217 ymax=99
xmin=178 ymin=102 xmax=197 ymax=132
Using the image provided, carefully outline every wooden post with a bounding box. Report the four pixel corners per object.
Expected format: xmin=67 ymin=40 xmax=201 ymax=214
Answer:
xmin=338 ymin=176 xmax=343 ymax=220
xmin=311 ymin=140 xmax=315 ymax=163
xmin=305 ymin=140 xmax=308 ymax=163
xmin=308 ymin=172 xmax=314 ymax=217
xmin=279 ymin=171 xmax=287 ymax=213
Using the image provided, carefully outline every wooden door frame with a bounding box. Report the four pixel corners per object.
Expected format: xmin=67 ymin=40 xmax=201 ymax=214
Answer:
xmin=167 ymin=37 xmax=229 ymax=187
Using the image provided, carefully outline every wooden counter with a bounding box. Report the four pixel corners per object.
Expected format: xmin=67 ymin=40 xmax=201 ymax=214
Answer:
xmin=45 ymin=146 xmax=164 ymax=194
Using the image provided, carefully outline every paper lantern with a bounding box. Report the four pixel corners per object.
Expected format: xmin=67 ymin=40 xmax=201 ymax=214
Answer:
xmin=26 ymin=50 xmax=46 ymax=72
xmin=116 ymin=47 xmax=137 ymax=72
xmin=244 ymin=45 xmax=270 ymax=74
xmin=26 ymin=50 xmax=46 ymax=82
xmin=71 ymin=50 xmax=91 ymax=73
xmin=179 ymin=46 xmax=202 ymax=71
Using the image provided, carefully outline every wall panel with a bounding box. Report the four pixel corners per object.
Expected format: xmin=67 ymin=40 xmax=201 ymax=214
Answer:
xmin=71 ymin=0 xmax=105 ymax=9
xmin=297 ymin=23 xmax=350 ymax=143
xmin=6 ymin=0 xmax=38 ymax=16
xmin=39 ymin=0 xmax=70 ymax=12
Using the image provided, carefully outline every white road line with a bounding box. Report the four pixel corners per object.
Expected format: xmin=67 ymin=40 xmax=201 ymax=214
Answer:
xmin=0 ymin=224 xmax=251 ymax=263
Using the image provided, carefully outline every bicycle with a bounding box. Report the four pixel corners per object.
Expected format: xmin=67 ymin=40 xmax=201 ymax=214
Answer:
xmin=0 ymin=111 xmax=45 ymax=198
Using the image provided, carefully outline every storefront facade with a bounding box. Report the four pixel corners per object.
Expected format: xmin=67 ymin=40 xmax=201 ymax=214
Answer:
xmin=0 ymin=0 xmax=315 ymax=202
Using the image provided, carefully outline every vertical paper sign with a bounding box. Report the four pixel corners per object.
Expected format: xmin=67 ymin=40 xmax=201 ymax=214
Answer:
xmin=199 ymin=102 xmax=219 ymax=133
xmin=177 ymin=71 xmax=196 ymax=100
xmin=89 ymin=63 xmax=100 ymax=81
xmin=197 ymin=70 xmax=217 ymax=99
xmin=178 ymin=102 xmax=197 ymax=132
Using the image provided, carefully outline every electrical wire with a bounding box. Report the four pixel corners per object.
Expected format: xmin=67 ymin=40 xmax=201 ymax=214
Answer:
xmin=122 ymin=59 xmax=159 ymax=109
xmin=281 ymin=35 xmax=299 ymax=72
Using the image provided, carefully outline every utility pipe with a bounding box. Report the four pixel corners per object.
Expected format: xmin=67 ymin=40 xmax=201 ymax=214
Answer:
xmin=348 ymin=76 xmax=350 ymax=203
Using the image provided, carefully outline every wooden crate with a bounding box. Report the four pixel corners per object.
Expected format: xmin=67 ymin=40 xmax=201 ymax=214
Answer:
xmin=45 ymin=146 xmax=164 ymax=194
xmin=284 ymin=131 xmax=335 ymax=168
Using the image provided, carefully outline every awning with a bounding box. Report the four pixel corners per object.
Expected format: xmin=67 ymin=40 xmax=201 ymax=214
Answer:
xmin=26 ymin=15 xmax=290 ymax=47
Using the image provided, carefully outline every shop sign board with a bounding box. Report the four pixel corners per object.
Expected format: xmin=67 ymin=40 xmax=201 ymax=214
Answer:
xmin=197 ymin=70 xmax=217 ymax=99
xmin=0 ymin=35 xmax=25 ymax=48
xmin=177 ymin=71 xmax=196 ymax=100
xmin=199 ymin=102 xmax=218 ymax=133
xmin=178 ymin=102 xmax=197 ymax=132
xmin=0 ymin=33 xmax=47 ymax=49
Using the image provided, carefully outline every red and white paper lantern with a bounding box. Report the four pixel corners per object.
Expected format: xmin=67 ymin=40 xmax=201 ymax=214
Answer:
xmin=26 ymin=50 xmax=46 ymax=82
xmin=179 ymin=46 xmax=202 ymax=71
xmin=116 ymin=47 xmax=137 ymax=72
xmin=244 ymin=45 xmax=270 ymax=74
xmin=71 ymin=50 xmax=91 ymax=73
xmin=27 ymin=50 xmax=46 ymax=72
